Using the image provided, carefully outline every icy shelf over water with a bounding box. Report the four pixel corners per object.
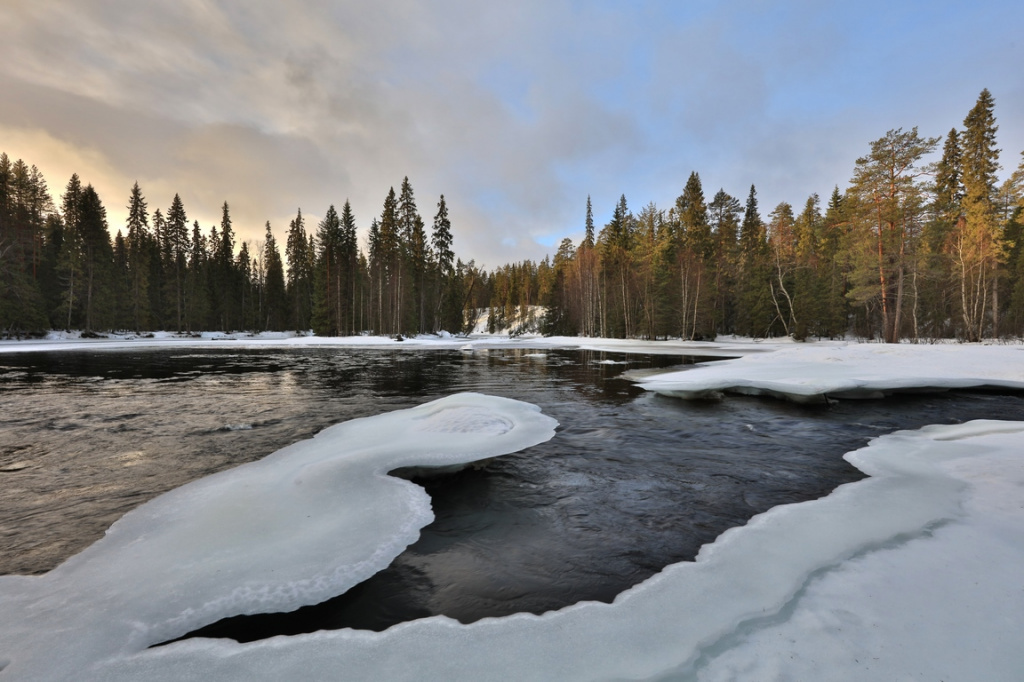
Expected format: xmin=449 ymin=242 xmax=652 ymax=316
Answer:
xmin=0 ymin=393 xmax=557 ymax=680
xmin=637 ymin=343 xmax=1024 ymax=402
xmin=2 ymin=399 xmax=1023 ymax=679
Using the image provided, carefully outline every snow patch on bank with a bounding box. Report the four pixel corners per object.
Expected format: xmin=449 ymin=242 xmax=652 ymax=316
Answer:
xmin=637 ymin=343 xmax=1024 ymax=402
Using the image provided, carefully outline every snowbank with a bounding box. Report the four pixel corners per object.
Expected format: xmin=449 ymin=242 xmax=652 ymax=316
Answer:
xmin=0 ymin=330 xmax=809 ymax=357
xmin=637 ymin=343 xmax=1024 ymax=402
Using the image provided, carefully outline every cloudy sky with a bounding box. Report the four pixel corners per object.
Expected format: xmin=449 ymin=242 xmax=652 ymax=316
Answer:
xmin=2 ymin=0 xmax=1022 ymax=266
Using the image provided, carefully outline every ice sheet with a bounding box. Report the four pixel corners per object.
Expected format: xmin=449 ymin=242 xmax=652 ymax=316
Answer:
xmin=0 ymin=393 xmax=558 ymax=680
xmin=637 ymin=344 xmax=1024 ymax=401
xmin=94 ymin=419 xmax=1022 ymax=681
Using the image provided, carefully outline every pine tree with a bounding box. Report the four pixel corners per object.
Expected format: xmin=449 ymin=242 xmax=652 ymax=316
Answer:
xmin=148 ymin=208 xmax=166 ymax=328
xmin=431 ymin=195 xmax=458 ymax=332
xmin=819 ymin=187 xmax=850 ymax=337
xmin=77 ymin=185 xmax=113 ymax=331
xmin=398 ymin=177 xmax=428 ymax=333
xmin=184 ymin=220 xmax=208 ymax=331
xmin=339 ymin=200 xmax=359 ymax=335
xmin=736 ymin=185 xmax=772 ymax=337
xmin=378 ymin=188 xmax=400 ymax=333
xmin=708 ymin=189 xmax=741 ymax=334
xmin=165 ymin=194 xmax=188 ymax=331
xmin=112 ymin=230 xmax=130 ymax=330
xmin=214 ymin=201 xmax=239 ymax=331
xmin=848 ymin=127 xmax=937 ymax=342
xmin=285 ymin=208 xmax=313 ymax=331
xmin=56 ymin=174 xmax=84 ymax=330
xmin=262 ymin=221 xmax=287 ymax=331
xmin=311 ymin=205 xmax=342 ymax=335
xmin=957 ymin=88 xmax=1003 ymax=340
xmin=124 ymin=182 xmax=150 ymax=331
xmin=0 ymin=156 xmax=51 ymax=332
xmin=673 ymin=173 xmax=714 ymax=339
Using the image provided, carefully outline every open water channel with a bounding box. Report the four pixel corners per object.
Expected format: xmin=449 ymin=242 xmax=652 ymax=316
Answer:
xmin=2 ymin=347 xmax=1023 ymax=641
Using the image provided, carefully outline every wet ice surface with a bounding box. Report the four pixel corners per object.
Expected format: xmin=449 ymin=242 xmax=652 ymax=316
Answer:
xmin=2 ymin=348 xmax=1024 ymax=679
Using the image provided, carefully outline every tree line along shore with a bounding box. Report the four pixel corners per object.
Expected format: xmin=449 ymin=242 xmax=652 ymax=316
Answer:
xmin=2 ymin=90 xmax=1022 ymax=342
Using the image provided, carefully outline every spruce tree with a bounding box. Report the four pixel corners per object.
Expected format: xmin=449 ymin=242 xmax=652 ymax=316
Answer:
xmin=285 ymin=208 xmax=313 ymax=331
xmin=262 ymin=221 xmax=287 ymax=331
xmin=77 ymin=185 xmax=113 ymax=331
xmin=184 ymin=220 xmax=208 ymax=331
xmin=736 ymin=185 xmax=772 ymax=337
xmin=708 ymin=189 xmax=741 ymax=334
xmin=431 ymin=194 xmax=457 ymax=332
xmin=311 ymin=205 xmax=342 ymax=335
xmin=957 ymin=88 xmax=1003 ymax=340
xmin=165 ymin=194 xmax=188 ymax=330
xmin=674 ymin=173 xmax=714 ymax=338
xmin=125 ymin=182 xmax=150 ymax=331
xmin=56 ymin=174 xmax=84 ymax=330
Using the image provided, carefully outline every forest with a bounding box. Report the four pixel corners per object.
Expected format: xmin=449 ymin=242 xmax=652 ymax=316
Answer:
xmin=1 ymin=89 xmax=1022 ymax=342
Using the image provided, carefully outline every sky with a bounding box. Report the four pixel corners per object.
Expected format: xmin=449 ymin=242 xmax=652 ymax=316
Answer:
xmin=1 ymin=0 xmax=1022 ymax=267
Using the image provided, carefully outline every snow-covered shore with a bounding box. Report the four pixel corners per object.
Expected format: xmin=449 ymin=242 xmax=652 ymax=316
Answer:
xmin=636 ymin=343 xmax=1024 ymax=402
xmin=0 ymin=328 xmax=845 ymax=357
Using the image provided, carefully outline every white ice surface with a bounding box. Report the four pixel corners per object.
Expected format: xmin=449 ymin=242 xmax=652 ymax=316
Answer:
xmin=637 ymin=343 xmax=1024 ymax=401
xmin=3 ymin=402 xmax=1022 ymax=680
xmin=0 ymin=393 xmax=557 ymax=681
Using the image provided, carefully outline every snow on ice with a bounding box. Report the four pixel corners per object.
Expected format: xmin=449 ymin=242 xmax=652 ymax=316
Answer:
xmin=7 ymin=416 xmax=1015 ymax=681
xmin=637 ymin=343 xmax=1024 ymax=402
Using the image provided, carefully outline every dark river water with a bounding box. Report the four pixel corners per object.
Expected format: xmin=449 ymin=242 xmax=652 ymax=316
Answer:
xmin=2 ymin=347 xmax=1023 ymax=642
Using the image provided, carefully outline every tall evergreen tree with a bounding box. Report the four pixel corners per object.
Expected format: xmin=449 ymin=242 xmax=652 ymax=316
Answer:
xmin=957 ymin=88 xmax=1003 ymax=340
xmin=673 ymin=173 xmax=714 ymax=339
xmin=56 ymin=174 xmax=85 ymax=330
xmin=431 ymin=194 xmax=458 ymax=332
xmin=124 ymin=182 xmax=150 ymax=331
xmin=311 ymin=204 xmax=343 ymax=335
xmin=848 ymin=127 xmax=937 ymax=342
xmin=165 ymin=194 xmax=188 ymax=331
xmin=339 ymin=200 xmax=359 ymax=334
xmin=736 ymin=185 xmax=772 ymax=336
xmin=184 ymin=220 xmax=208 ymax=331
xmin=262 ymin=221 xmax=287 ymax=331
xmin=708 ymin=189 xmax=741 ymax=334
xmin=77 ymin=185 xmax=113 ymax=331
xmin=285 ymin=208 xmax=313 ymax=331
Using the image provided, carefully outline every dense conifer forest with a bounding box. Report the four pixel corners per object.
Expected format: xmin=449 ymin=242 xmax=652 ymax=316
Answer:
xmin=2 ymin=90 xmax=1022 ymax=341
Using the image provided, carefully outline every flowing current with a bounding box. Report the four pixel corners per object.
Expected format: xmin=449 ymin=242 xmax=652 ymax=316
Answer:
xmin=2 ymin=347 xmax=1023 ymax=641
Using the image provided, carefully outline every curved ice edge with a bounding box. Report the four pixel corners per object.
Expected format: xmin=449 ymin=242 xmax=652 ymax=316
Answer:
xmin=94 ymin=419 xmax=1024 ymax=682
xmin=646 ymin=380 xmax=1024 ymax=403
xmin=0 ymin=393 xmax=558 ymax=681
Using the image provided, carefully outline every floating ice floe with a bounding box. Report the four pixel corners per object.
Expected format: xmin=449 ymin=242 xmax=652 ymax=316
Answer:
xmin=636 ymin=344 xmax=1024 ymax=402
xmin=3 ymin=395 xmax=1023 ymax=679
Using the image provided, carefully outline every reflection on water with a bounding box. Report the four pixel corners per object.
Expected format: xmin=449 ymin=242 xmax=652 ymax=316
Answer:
xmin=2 ymin=347 xmax=1024 ymax=640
